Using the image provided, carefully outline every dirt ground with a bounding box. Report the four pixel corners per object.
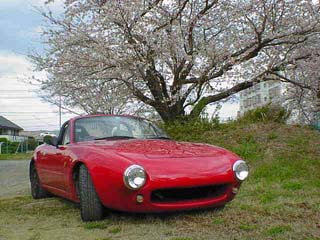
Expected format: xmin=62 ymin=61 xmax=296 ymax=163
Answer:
xmin=0 ymin=160 xmax=30 ymax=199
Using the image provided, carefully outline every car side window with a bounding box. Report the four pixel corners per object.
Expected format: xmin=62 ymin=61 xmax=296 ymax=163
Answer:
xmin=62 ymin=124 xmax=70 ymax=145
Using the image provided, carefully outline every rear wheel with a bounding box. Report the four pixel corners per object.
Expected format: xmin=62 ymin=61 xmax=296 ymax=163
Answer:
xmin=29 ymin=161 xmax=50 ymax=199
xmin=78 ymin=164 xmax=104 ymax=221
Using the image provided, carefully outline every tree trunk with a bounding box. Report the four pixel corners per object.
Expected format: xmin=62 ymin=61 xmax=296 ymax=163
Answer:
xmin=154 ymin=102 xmax=186 ymax=123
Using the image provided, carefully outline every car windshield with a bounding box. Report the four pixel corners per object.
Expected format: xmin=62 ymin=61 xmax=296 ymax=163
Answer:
xmin=74 ymin=116 xmax=170 ymax=142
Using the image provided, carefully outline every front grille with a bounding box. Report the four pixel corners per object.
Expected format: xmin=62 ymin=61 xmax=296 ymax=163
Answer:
xmin=151 ymin=184 xmax=229 ymax=203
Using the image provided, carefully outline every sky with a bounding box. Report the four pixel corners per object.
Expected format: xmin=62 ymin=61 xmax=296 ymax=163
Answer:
xmin=0 ymin=0 xmax=77 ymax=131
xmin=0 ymin=0 xmax=239 ymax=131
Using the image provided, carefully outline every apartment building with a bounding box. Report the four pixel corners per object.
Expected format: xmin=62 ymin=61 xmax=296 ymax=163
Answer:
xmin=239 ymin=80 xmax=283 ymax=115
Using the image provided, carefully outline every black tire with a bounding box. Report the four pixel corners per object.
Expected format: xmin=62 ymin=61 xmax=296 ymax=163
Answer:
xmin=29 ymin=161 xmax=50 ymax=199
xmin=78 ymin=164 xmax=104 ymax=221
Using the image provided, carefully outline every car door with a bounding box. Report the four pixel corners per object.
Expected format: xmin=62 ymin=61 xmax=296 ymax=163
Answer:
xmin=54 ymin=122 xmax=72 ymax=192
xmin=38 ymin=122 xmax=70 ymax=192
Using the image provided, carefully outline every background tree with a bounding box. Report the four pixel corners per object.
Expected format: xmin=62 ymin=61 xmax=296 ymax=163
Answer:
xmin=31 ymin=0 xmax=320 ymax=122
xmin=282 ymin=36 xmax=320 ymax=124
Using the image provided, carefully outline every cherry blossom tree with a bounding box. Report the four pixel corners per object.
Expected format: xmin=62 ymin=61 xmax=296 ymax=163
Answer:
xmin=281 ymin=36 xmax=320 ymax=124
xmin=31 ymin=0 xmax=320 ymax=122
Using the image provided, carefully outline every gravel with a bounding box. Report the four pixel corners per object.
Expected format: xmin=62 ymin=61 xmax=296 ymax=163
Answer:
xmin=0 ymin=160 xmax=30 ymax=199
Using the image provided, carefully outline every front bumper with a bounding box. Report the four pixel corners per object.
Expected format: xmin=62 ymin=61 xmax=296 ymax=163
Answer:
xmin=97 ymin=177 xmax=240 ymax=213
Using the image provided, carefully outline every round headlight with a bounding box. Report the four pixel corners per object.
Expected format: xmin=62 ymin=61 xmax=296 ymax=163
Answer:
xmin=123 ymin=165 xmax=146 ymax=190
xmin=233 ymin=160 xmax=249 ymax=181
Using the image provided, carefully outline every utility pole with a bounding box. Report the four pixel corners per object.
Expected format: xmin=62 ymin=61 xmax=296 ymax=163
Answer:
xmin=59 ymin=95 xmax=62 ymax=129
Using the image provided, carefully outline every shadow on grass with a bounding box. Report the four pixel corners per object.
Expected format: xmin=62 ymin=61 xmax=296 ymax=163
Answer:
xmin=55 ymin=195 xmax=226 ymax=224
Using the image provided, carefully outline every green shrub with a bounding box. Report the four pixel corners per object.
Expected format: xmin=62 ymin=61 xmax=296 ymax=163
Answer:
xmin=43 ymin=135 xmax=53 ymax=145
xmin=0 ymin=138 xmax=8 ymax=143
xmin=26 ymin=138 xmax=38 ymax=151
xmin=0 ymin=138 xmax=38 ymax=154
xmin=238 ymin=104 xmax=291 ymax=124
xmin=163 ymin=117 xmax=220 ymax=141
xmin=0 ymin=140 xmax=19 ymax=154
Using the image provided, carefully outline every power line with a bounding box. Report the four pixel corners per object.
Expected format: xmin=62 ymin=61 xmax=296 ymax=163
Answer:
xmin=0 ymin=90 xmax=37 ymax=92
xmin=0 ymin=112 xmax=59 ymax=114
xmin=0 ymin=97 xmax=40 ymax=99
xmin=5 ymin=117 xmax=57 ymax=121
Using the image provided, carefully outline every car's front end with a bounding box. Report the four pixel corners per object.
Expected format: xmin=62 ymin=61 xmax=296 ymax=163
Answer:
xmin=117 ymin=162 xmax=247 ymax=213
xmin=87 ymin=140 xmax=249 ymax=213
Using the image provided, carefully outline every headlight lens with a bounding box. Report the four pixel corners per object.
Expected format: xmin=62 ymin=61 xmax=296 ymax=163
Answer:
xmin=123 ymin=165 xmax=146 ymax=190
xmin=233 ymin=160 xmax=249 ymax=181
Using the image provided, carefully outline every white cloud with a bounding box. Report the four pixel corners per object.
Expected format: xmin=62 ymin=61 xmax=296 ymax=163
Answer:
xmin=0 ymin=0 xmax=64 ymax=11
xmin=0 ymin=53 xmax=31 ymax=78
xmin=0 ymin=51 xmax=76 ymax=131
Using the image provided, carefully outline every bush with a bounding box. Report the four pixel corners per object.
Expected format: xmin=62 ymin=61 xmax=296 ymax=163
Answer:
xmin=238 ymin=104 xmax=291 ymax=124
xmin=163 ymin=117 xmax=220 ymax=141
xmin=43 ymin=135 xmax=53 ymax=145
xmin=0 ymin=141 xmax=19 ymax=154
xmin=0 ymin=138 xmax=8 ymax=143
xmin=26 ymin=138 xmax=38 ymax=151
xmin=0 ymin=138 xmax=38 ymax=154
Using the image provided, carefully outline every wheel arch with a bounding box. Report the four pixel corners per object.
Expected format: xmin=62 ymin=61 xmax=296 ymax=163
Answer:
xmin=70 ymin=160 xmax=86 ymax=202
xmin=29 ymin=158 xmax=35 ymax=180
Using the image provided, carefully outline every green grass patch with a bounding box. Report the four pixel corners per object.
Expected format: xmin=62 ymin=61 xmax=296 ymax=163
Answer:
xmin=0 ymin=120 xmax=320 ymax=240
xmin=282 ymin=182 xmax=303 ymax=191
xmin=0 ymin=153 xmax=33 ymax=160
xmin=212 ymin=218 xmax=225 ymax=224
xmin=84 ymin=221 xmax=110 ymax=230
xmin=239 ymin=224 xmax=256 ymax=231
xmin=170 ymin=238 xmax=193 ymax=240
xmin=264 ymin=225 xmax=292 ymax=237
xmin=109 ymin=227 xmax=121 ymax=234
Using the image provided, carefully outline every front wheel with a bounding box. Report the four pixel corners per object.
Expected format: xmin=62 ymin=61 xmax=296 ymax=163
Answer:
xmin=29 ymin=161 xmax=50 ymax=199
xmin=78 ymin=164 xmax=104 ymax=221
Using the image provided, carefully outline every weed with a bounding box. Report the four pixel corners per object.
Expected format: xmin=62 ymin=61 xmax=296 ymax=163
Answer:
xmin=109 ymin=227 xmax=121 ymax=234
xmin=239 ymin=224 xmax=256 ymax=231
xmin=84 ymin=221 xmax=109 ymax=230
xmin=212 ymin=218 xmax=225 ymax=224
xmin=170 ymin=238 xmax=193 ymax=240
xmin=264 ymin=225 xmax=292 ymax=237
xmin=282 ymin=182 xmax=303 ymax=191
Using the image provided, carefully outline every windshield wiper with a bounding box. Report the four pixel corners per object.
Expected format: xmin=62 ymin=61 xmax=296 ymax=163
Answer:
xmin=95 ymin=136 xmax=136 ymax=140
xmin=148 ymin=136 xmax=171 ymax=140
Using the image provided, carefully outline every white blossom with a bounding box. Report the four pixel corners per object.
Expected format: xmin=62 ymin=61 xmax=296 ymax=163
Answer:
xmin=31 ymin=0 xmax=320 ymax=121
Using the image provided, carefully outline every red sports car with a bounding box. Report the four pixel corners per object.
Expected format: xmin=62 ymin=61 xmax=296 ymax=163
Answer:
xmin=30 ymin=115 xmax=248 ymax=221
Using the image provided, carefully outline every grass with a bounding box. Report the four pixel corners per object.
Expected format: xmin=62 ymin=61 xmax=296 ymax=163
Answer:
xmin=264 ymin=225 xmax=292 ymax=237
xmin=0 ymin=152 xmax=33 ymax=160
xmin=84 ymin=221 xmax=110 ymax=230
xmin=0 ymin=121 xmax=319 ymax=239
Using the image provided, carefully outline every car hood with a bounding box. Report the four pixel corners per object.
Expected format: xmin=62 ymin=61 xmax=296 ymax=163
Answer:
xmin=82 ymin=139 xmax=229 ymax=158
xmin=114 ymin=139 xmax=237 ymax=184
xmin=76 ymin=139 xmax=238 ymax=183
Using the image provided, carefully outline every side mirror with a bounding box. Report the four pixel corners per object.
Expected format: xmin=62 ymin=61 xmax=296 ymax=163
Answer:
xmin=44 ymin=136 xmax=58 ymax=146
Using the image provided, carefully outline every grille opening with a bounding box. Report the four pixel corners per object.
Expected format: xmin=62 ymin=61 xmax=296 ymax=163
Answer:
xmin=151 ymin=184 xmax=229 ymax=203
